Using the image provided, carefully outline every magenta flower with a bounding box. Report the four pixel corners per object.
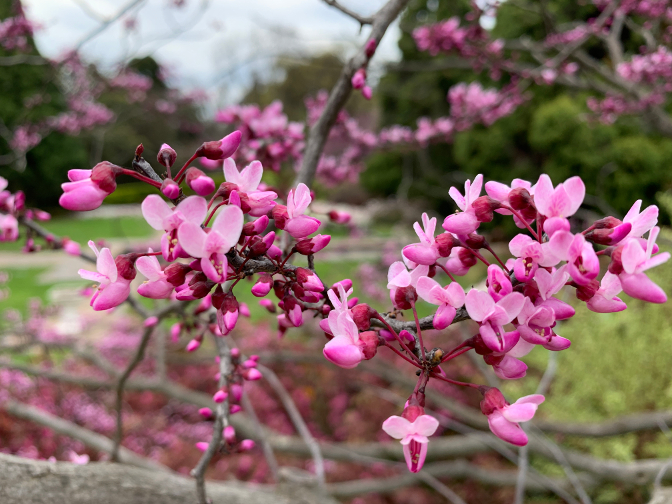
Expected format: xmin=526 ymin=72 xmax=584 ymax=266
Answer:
xmin=618 ymin=226 xmax=669 ymax=303
xmin=622 ymin=200 xmax=659 ymax=241
xmin=442 ymin=174 xmax=483 ymax=235
xmin=533 ymin=266 xmax=575 ymax=320
xmin=546 ymin=232 xmax=599 ymax=286
xmin=402 ymin=213 xmax=442 ymax=265
xmin=177 ymin=205 xmax=244 ymax=283
xmin=0 ymin=214 xmax=18 ymax=242
xmin=387 ymin=261 xmax=429 ymax=309
xmin=323 ymin=312 xmax=365 ymax=369
xmin=416 ymin=276 xmax=465 ymax=330
xmin=485 ymin=178 xmax=532 ymax=212
xmin=586 ymin=272 xmax=627 ymax=313
xmin=485 ymin=353 xmax=528 ymax=380
xmin=516 ymin=298 xmax=570 ymax=351
xmin=185 ymin=168 xmax=215 ymax=196
xmin=78 ymin=241 xmax=131 ymax=311
xmin=464 ymin=290 xmax=524 ymax=353
xmin=508 ymin=234 xmax=544 ymax=282
xmin=480 ymin=388 xmax=544 ymax=446
xmin=284 ymin=183 xmax=320 ymax=238
xmin=486 ymin=264 xmax=512 ymax=301
xmin=136 ymin=251 xmax=174 ymax=299
xmin=197 ymin=130 xmax=242 ymax=160
xmin=381 ymin=414 xmax=439 ymax=473
xmin=223 ymin=158 xmax=277 ymax=216
xmin=141 ymin=195 xmax=208 ymax=261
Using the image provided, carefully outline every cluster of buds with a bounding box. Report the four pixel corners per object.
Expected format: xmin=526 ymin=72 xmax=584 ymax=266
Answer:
xmin=0 ymin=176 xmax=51 ymax=246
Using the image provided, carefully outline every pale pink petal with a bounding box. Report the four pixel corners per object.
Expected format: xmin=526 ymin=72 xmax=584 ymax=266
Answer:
xmin=223 ymin=158 xmax=242 ymax=185
xmin=291 ymin=183 xmax=312 ymax=216
xmin=211 ymin=205 xmax=244 ymax=250
xmin=465 ymin=289 xmax=495 ymax=322
xmin=488 ymin=411 xmax=528 ymax=446
xmin=416 ymin=276 xmax=441 ymax=305
xmin=403 ymin=243 xmax=438 ymax=265
xmin=514 ymin=394 xmax=546 ymax=406
xmin=445 ymin=281 xmax=466 ymax=307
xmin=485 ymin=181 xmax=510 ymax=202
xmin=620 ymin=272 xmax=667 ymax=303
xmin=240 ymin=161 xmax=263 ymax=192
xmin=387 ymin=262 xmax=409 ymax=287
xmin=448 ymin=186 xmax=466 ymax=211
xmin=533 ymin=174 xmax=554 ymax=217
xmin=508 ymin=338 xmax=535 ymax=358
xmin=177 ymin=222 xmax=208 ymax=258
xmin=433 ymin=303 xmax=456 ymax=330
xmin=141 ymin=195 xmax=172 ymax=230
xmin=78 ymin=269 xmax=105 ymax=283
xmin=67 ymin=169 xmax=93 ymax=181
xmin=442 ymin=212 xmax=478 ymax=235
xmin=587 ymin=294 xmax=627 ymax=313
xmin=623 ymin=200 xmax=642 ymax=223
xmin=496 ymin=292 xmax=525 ymax=322
xmin=621 ymin=239 xmax=646 ymax=274
xmin=502 ymin=403 xmax=538 ymax=423
xmin=382 ymin=415 xmax=412 ymax=439
xmin=285 ymin=215 xmax=321 ymax=239
xmin=323 ymin=336 xmax=364 ymax=368
xmin=468 ymin=174 xmax=483 ymax=205
xmin=411 ymin=415 xmax=440 ymax=436
xmin=136 ymin=255 xmax=162 ymax=281
xmin=97 ymin=248 xmax=117 ymax=282
xmin=509 ymin=234 xmax=533 ymax=257
xmin=176 ymin=196 xmax=208 ymax=225
xmin=563 ymin=176 xmax=585 ymax=216
xmin=91 ymin=279 xmax=131 ymax=311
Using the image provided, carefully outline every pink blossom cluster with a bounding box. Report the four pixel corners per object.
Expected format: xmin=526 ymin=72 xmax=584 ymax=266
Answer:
xmin=313 ymin=172 xmax=667 ymax=471
xmin=9 ymin=126 xmax=41 ymax=152
xmin=593 ymin=0 xmax=672 ymax=19
xmin=544 ymin=26 xmax=590 ymax=47
xmin=448 ymin=81 xmax=525 ymax=130
xmin=214 ymin=101 xmax=304 ymax=172
xmin=0 ymin=176 xmax=51 ymax=244
xmin=109 ymin=70 xmax=154 ymax=102
xmin=0 ymin=14 xmax=35 ymax=52
xmin=617 ymin=46 xmax=672 ymax=85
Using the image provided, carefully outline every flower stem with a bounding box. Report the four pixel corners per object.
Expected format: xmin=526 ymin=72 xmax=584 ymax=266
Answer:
xmin=174 ymin=152 xmax=199 ymax=184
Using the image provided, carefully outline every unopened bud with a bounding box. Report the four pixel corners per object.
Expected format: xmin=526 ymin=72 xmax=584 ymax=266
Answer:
xmin=435 ymin=232 xmax=458 ymax=257
xmin=157 ymin=143 xmax=177 ymax=168
xmin=164 ymin=262 xmax=191 ymax=286
xmin=242 ymin=215 xmax=269 ymax=236
xmin=272 ymin=204 xmax=288 ymax=229
xmin=472 ymin=196 xmax=501 ymax=223
xmin=161 ymin=178 xmax=180 ymax=199
xmin=576 ymin=279 xmax=600 ymax=301
xmin=359 ymin=330 xmax=379 ymax=360
xmin=197 ymin=130 xmax=242 ymax=160
xmin=479 ymin=387 xmax=507 ymax=415
xmin=351 ymin=303 xmax=377 ymax=331
xmin=465 ymin=233 xmax=486 ymax=249
xmin=115 ymin=254 xmax=137 ymax=281
xmin=185 ymin=168 xmax=215 ymax=196
xmin=295 ymin=234 xmax=331 ymax=255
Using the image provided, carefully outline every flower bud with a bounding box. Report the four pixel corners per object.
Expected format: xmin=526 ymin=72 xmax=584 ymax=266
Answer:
xmin=394 ymin=285 xmax=418 ymax=310
xmin=295 ymin=267 xmax=323 ymax=292
xmin=457 ymin=247 xmax=477 ymax=268
xmin=272 ymin=204 xmax=288 ymax=229
xmin=465 ymin=233 xmax=486 ymax=249
xmin=359 ymin=330 xmax=379 ymax=360
xmin=361 ymin=86 xmax=372 ymax=100
xmin=508 ymin=188 xmax=537 ymax=220
xmin=593 ymin=216 xmax=622 ymax=229
xmin=161 ymin=178 xmax=180 ymax=199
xmin=351 ymin=69 xmax=366 ymax=89
xmin=157 ymin=143 xmax=177 ymax=168
xmin=90 ymin=161 xmax=122 ymax=194
xmin=332 ymin=279 xmax=352 ymax=292
xmin=230 ymin=404 xmax=242 ymax=414
xmin=185 ymin=168 xmax=215 ymax=196
xmin=585 ymin=222 xmax=632 ymax=246
xmin=401 ymin=405 xmax=424 ymax=423
xmin=351 ymin=303 xmax=377 ymax=331
xmin=115 ymin=254 xmax=137 ymax=281
xmin=213 ymin=390 xmax=228 ymax=403
xmin=223 ymin=425 xmax=236 ymax=443
xmin=435 ymin=232 xmax=459 ymax=257
xmin=196 ymin=130 xmax=242 ymax=160
xmin=242 ymin=215 xmax=269 ymax=236
xmin=576 ymin=278 xmax=600 ymax=301
xmin=608 ymin=246 xmax=624 ymax=275
xmin=186 ymin=339 xmax=200 ymax=352
xmin=328 ymin=210 xmax=351 ymax=224
xmin=479 ymin=387 xmax=507 ymax=416
xmin=252 ymin=274 xmax=273 ymax=297
xmin=195 ymin=442 xmax=209 ymax=452
xmin=240 ymin=439 xmax=255 ymax=451
xmin=259 ymin=299 xmax=276 ymax=313
xmin=198 ymin=407 xmax=213 ymax=419
xmin=295 ymin=234 xmax=331 ymax=255
xmin=472 ymin=196 xmax=501 ymax=223
xmin=365 ymin=38 xmax=377 ymax=57
xmin=164 ymin=262 xmax=191 ymax=286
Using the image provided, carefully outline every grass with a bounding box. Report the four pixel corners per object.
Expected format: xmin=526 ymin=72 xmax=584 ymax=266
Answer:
xmin=0 ymin=216 xmax=152 ymax=252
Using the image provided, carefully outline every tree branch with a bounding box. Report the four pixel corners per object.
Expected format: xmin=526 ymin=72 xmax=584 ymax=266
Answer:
xmin=321 ymin=0 xmax=373 ymax=26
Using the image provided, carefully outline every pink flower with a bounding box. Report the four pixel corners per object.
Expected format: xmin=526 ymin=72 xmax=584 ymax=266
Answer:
xmin=533 ymin=174 xmax=584 ymax=232
xmin=533 ymin=266 xmax=575 ymax=320
xmin=486 ymin=264 xmax=512 ymax=301
xmin=136 ymin=251 xmax=174 ymax=299
xmin=480 ymin=388 xmax=544 ymax=446
xmin=618 ymin=226 xmax=669 ymax=303
xmin=62 ymin=239 xmax=81 ymax=256
xmin=586 ymin=272 xmax=627 ymax=313
xmin=382 ymin=414 xmax=439 ymax=473
xmin=546 ymin=232 xmax=600 ymax=286
xmin=323 ymin=312 xmax=365 ymax=369
xmin=622 ymin=200 xmax=659 ymax=241
xmin=485 ymin=353 xmax=528 ymax=380
xmin=223 ymin=158 xmax=277 ymax=216
xmin=464 ymin=290 xmax=524 ymax=353
xmin=78 ymin=241 xmax=131 ymax=311
xmin=284 ymin=183 xmax=320 ymax=238
xmin=141 ymin=195 xmax=208 ymax=261
xmin=516 ymin=298 xmax=570 ymax=350
xmin=0 ymin=214 xmax=18 ymax=242
xmin=185 ymin=168 xmax=215 ymax=196
xmin=67 ymin=451 xmax=90 ymax=464
xmin=387 ymin=261 xmax=429 ymax=310
xmin=59 ymin=162 xmax=120 ymax=211
xmin=178 ymin=205 xmax=244 ymax=283
xmin=403 ymin=213 xmax=442 ymax=265
xmin=197 ymin=130 xmax=242 ymax=160
xmin=416 ymin=276 xmax=465 ymax=330
xmin=443 ymin=174 xmax=483 ymax=235
xmin=508 ymin=234 xmax=544 ymax=282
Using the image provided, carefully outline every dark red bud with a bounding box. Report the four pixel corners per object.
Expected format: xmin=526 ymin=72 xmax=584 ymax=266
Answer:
xmin=212 ymin=284 xmax=226 ymax=309
xmin=190 ymin=281 xmax=213 ymax=299
xmin=189 ymin=272 xmax=208 ymax=286
xmin=222 ymin=291 xmax=239 ymax=314
xmin=394 ymin=285 xmax=418 ymax=310
xmin=483 ymin=354 xmax=504 ymax=366
xmin=351 ymin=303 xmax=377 ymax=331
xmin=428 ymin=264 xmax=437 ymax=278
xmin=608 ymin=246 xmax=624 ymax=275
xmin=458 ymin=247 xmax=478 ymax=268
xmin=472 ymin=196 xmax=501 ymax=223
xmin=135 ymin=144 xmax=144 ymax=157
xmin=465 ymin=333 xmax=493 ymax=355
xmin=272 ymin=205 xmax=288 ymax=229
xmin=248 ymin=236 xmax=270 ymax=257
xmin=115 ymin=254 xmax=137 ymax=281
xmin=157 ymin=144 xmax=177 ymax=168
xmin=465 ymin=233 xmax=486 ymax=249
xmin=479 ymin=387 xmax=508 ymax=416
xmin=359 ymin=330 xmax=379 ymax=360
xmin=90 ymin=161 xmax=121 ymax=194
xmin=164 ymin=262 xmax=191 ymax=286
xmin=435 ymin=233 xmax=458 ymax=257
xmin=273 ymin=280 xmax=286 ymax=299
xmin=576 ymin=279 xmax=600 ymax=301
xmin=593 ymin=216 xmax=622 ymax=229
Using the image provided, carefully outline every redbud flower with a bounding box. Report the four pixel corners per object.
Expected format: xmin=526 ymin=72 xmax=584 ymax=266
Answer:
xmin=586 ymin=272 xmax=627 ymax=313
xmin=186 ymin=339 xmax=200 ymax=352
xmin=361 ymin=86 xmax=372 ymax=100
xmin=161 ymin=178 xmax=180 ymax=199
xmin=416 ymin=276 xmax=465 ymax=330
xmin=509 ymin=234 xmax=544 ymax=282
xmin=328 ymin=210 xmax=351 ymax=224
xmin=60 ymin=162 xmax=121 ymax=211
xmin=62 ymin=238 xmax=81 ymax=256
xmin=178 ymin=205 xmax=243 ymax=283
xmin=144 ymin=316 xmax=158 ymax=327
xmin=486 ymin=265 xmax=512 ymax=301
xmin=136 ymin=250 xmax=174 ymax=299
xmin=198 ymin=407 xmax=213 ymax=419
xmin=240 ymin=439 xmax=255 ymax=451
xmin=618 ymin=226 xmax=669 ymax=303
xmin=223 ymin=425 xmax=236 ymax=443
xmin=387 ymin=261 xmax=428 ymax=310
xmin=443 ymin=174 xmax=483 ymax=235
xmin=295 ymin=234 xmax=331 ymax=255
xmin=284 ymin=183 xmax=321 ymax=238
xmin=252 ymin=274 xmax=273 ymax=297
xmin=480 ymin=388 xmax=544 ymax=446
xmin=295 ymin=267 xmax=323 ymax=292
xmin=622 ymin=200 xmax=658 ymax=241
xmin=216 ymin=291 xmax=240 ymax=335
xmin=185 ymin=168 xmax=215 ymax=196
xmin=323 ymin=312 xmax=365 ymax=369
xmin=403 ymin=213 xmax=442 ymax=265
xmin=533 ymin=174 xmax=585 ymax=234
xmin=197 ymin=130 xmax=242 ymax=160
xmin=0 ymin=214 xmax=19 ymax=242
xmin=223 ymin=159 xmax=277 ymax=216
xmin=351 ymin=303 xmax=377 ymax=331
xmin=142 ymin=195 xmax=208 ymax=261
xmin=465 ymin=290 xmax=524 ymax=353
xmin=78 ymin=241 xmax=132 ymax=311
xmin=242 ymin=215 xmax=269 ymax=236
xmin=382 ymin=412 xmax=439 ymax=473
xmin=195 ymin=442 xmax=209 ymax=452
xmin=213 ymin=390 xmax=228 ymax=403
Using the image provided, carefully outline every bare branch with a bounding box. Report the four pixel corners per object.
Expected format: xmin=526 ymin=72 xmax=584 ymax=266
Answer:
xmin=0 ymin=55 xmax=47 ymax=66
xmin=296 ymin=0 xmax=411 ymax=188
xmin=241 ymin=391 xmax=280 ymax=482
xmin=321 ymin=0 xmax=373 ymax=26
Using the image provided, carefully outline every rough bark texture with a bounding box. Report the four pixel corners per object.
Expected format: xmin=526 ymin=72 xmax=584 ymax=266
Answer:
xmin=0 ymin=454 xmax=336 ymax=504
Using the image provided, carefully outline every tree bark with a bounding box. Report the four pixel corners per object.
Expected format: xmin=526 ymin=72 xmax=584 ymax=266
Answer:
xmin=0 ymin=453 xmax=336 ymax=504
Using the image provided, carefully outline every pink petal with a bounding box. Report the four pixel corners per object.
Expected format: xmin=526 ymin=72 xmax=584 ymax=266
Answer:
xmin=488 ymin=411 xmax=528 ymax=446
xmin=78 ymin=269 xmax=105 ymax=283
xmin=97 ymin=248 xmax=117 ymax=282
xmin=468 ymin=174 xmax=483 ymax=205
xmin=442 ymin=212 xmax=478 ymax=235
xmin=285 ymin=215 xmax=321 ymax=239
xmin=91 ymin=279 xmax=131 ymax=311
xmin=382 ymin=415 xmax=412 ymax=439
xmin=177 ymin=222 xmax=207 ymax=258
xmin=138 ymin=279 xmax=174 ymax=299
xmin=448 ymin=186 xmax=466 ymax=211
xmin=620 ymin=272 xmax=667 ymax=303
xmin=67 ymin=169 xmax=92 ymax=182
xmin=532 ymin=174 xmax=554 ymax=217
xmin=411 ymin=415 xmax=440 ymax=436
xmin=291 ymin=183 xmax=312 ymax=216
xmin=485 ymin=181 xmax=510 ymax=202
xmin=621 ymin=239 xmax=646 ymax=274
xmin=176 ymin=196 xmax=208 ymax=224
xmin=496 ymin=292 xmax=525 ymax=322
xmin=403 ymin=243 xmax=439 ymax=265
xmin=514 ymin=394 xmax=545 ymax=406
xmin=240 ymin=160 xmax=263 ymax=192
xmin=210 ymin=205 xmax=244 ymax=250
xmin=136 ymin=255 xmax=162 ymax=281
xmin=323 ymin=336 xmax=364 ymax=369
xmin=445 ymin=281 xmax=465 ymax=307
xmin=509 ymin=234 xmax=533 ymax=257
xmin=433 ymin=303 xmax=456 ymax=330
xmin=141 ymin=195 xmax=172 ymax=230
xmin=586 ymin=294 xmax=627 ymax=313
xmin=503 ymin=403 xmax=538 ymax=423
xmin=493 ymin=355 xmax=527 ymax=380
xmin=416 ymin=276 xmax=441 ymax=305
xmin=562 ymin=176 xmax=585 ymax=216
xmin=465 ymin=289 xmax=495 ymax=322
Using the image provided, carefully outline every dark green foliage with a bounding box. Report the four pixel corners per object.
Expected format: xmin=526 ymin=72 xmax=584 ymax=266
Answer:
xmin=363 ymin=0 xmax=672 ymax=217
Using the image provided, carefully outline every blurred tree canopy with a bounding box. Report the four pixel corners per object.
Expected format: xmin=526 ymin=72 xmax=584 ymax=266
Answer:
xmin=364 ymin=0 xmax=672 ymax=219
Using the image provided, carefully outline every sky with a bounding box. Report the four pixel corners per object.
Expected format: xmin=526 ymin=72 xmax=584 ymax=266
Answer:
xmin=21 ymin=0 xmax=405 ymax=107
